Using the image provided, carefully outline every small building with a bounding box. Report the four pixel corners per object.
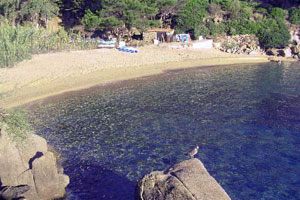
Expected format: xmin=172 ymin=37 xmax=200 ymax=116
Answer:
xmin=143 ymin=28 xmax=175 ymax=43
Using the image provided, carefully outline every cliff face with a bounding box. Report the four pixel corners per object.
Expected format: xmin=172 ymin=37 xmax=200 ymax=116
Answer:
xmin=0 ymin=124 xmax=69 ymax=200
xmin=136 ymin=158 xmax=231 ymax=200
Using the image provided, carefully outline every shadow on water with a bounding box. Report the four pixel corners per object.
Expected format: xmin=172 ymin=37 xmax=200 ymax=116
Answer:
xmin=64 ymin=157 xmax=136 ymax=200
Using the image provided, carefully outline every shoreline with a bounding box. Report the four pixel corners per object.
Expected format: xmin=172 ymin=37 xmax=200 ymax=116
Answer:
xmin=0 ymin=47 xmax=273 ymax=109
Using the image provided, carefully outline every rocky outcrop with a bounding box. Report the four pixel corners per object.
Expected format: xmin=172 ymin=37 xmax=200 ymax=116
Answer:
xmin=0 ymin=124 xmax=69 ymax=200
xmin=214 ymin=34 xmax=262 ymax=55
xmin=0 ymin=185 xmax=30 ymax=199
xmin=136 ymin=158 xmax=231 ymax=200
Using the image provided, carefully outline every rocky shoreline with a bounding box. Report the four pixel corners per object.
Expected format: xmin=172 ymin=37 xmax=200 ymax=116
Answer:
xmin=137 ymin=158 xmax=231 ymax=200
xmin=0 ymin=123 xmax=69 ymax=200
xmin=0 ymin=121 xmax=231 ymax=200
xmin=214 ymin=34 xmax=300 ymax=60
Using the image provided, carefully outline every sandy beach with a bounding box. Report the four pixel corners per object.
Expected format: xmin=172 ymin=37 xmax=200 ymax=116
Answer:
xmin=0 ymin=45 xmax=271 ymax=109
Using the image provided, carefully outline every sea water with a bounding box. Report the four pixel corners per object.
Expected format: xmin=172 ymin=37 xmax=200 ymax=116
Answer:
xmin=26 ymin=62 xmax=300 ymax=200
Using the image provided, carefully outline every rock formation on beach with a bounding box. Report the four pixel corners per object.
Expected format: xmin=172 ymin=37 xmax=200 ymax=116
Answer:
xmin=214 ymin=34 xmax=262 ymax=55
xmin=136 ymin=158 xmax=231 ymax=200
xmin=0 ymin=123 xmax=69 ymax=200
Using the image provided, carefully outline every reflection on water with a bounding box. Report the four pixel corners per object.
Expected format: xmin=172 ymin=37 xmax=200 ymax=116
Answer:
xmin=26 ymin=62 xmax=300 ymax=200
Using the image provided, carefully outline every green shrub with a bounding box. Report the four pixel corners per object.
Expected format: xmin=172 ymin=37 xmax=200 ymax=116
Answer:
xmin=82 ymin=9 xmax=102 ymax=28
xmin=0 ymin=108 xmax=31 ymax=142
xmin=177 ymin=0 xmax=208 ymax=38
xmin=255 ymin=7 xmax=268 ymax=15
xmin=207 ymin=21 xmax=226 ymax=36
xmin=208 ymin=3 xmax=222 ymax=16
xmin=209 ymin=0 xmax=232 ymax=10
xmin=268 ymin=7 xmax=286 ymax=20
xmin=0 ymin=21 xmax=97 ymax=68
xmin=195 ymin=23 xmax=210 ymax=37
xmin=228 ymin=0 xmax=250 ymax=20
xmin=257 ymin=19 xmax=290 ymax=48
xmin=289 ymin=7 xmax=300 ymax=25
xmin=227 ymin=20 xmax=261 ymax=35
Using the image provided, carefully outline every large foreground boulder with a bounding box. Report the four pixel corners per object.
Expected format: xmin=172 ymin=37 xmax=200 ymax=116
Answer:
xmin=0 ymin=124 xmax=69 ymax=200
xmin=136 ymin=158 xmax=230 ymax=200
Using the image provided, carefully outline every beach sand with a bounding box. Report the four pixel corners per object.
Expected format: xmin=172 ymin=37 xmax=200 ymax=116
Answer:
xmin=0 ymin=45 xmax=271 ymax=109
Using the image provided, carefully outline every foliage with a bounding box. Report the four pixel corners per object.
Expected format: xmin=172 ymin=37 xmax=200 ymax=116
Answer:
xmin=206 ymin=21 xmax=226 ymax=36
xmin=156 ymin=0 xmax=179 ymax=10
xmin=268 ymin=7 xmax=286 ymax=20
xmin=208 ymin=3 xmax=222 ymax=16
xmin=0 ymin=0 xmax=59 ymax=26
xmin=255 ymin=7 xmax=268 ymax=15
xmin=82 ymin=9 xmax=102 ymax=28
xmin=209 ymin=0 xmax=232 ymax=10
xmin=195 ymin=23 xmax=210 ymax=37
xmin=0 ymin=0 xmax=21 ymax=23
xmin=228 ymin=0 xmax=251 ymax=20
xmin=177 ymin=0 xmax=208 ymax=35
xmin=257 ymin=18 xmax=291 ymax=48
xmin=81 ymin=0 xmax=159 ymax=38
xmin=227 ymin=19 xmax=261 ymax=35
xmin=0 ymin=21 xmax=34 ymax=67
xmin=0 ymin=108 xmax=31 ymax=142
xmin=289 ymin=7 xmax=300 ymax=25
xmin=0 ymin=20 xmax=97 ymax=68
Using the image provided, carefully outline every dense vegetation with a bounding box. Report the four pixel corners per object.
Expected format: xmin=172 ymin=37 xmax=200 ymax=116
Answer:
xmin=1 ymin=0 xmax=300 ymax=67
xmin=0 ymin=0 xmax=97 ymax=68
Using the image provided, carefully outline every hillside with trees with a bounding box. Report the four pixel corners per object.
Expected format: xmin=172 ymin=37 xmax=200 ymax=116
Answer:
xmin=1 ymin=0 xmax=300 ymax=67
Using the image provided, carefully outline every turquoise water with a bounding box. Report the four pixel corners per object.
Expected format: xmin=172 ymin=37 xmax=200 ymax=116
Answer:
xmin=26 ymin=62 xmax=300 ymax=200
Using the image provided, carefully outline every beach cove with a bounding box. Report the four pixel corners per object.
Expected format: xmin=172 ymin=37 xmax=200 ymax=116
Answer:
xmin=25 ymin=61 xmax=300 ymax=199
xmin=0 ymin=46 xmax=271 ymax=109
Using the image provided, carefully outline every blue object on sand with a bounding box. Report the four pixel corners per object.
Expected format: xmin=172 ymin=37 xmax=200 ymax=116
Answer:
xmin=118 ymin=46 xmax=138 ymax=53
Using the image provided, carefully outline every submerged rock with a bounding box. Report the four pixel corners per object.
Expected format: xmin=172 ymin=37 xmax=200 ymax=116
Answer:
xmin=136 ymin=158 xmax=231 ymax=200
xmin=0 ymin=124 xmax=69 ymax=200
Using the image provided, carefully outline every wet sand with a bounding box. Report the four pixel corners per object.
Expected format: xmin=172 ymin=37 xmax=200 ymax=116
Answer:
xmin=0 ymin=45 xmax=271 ymax=109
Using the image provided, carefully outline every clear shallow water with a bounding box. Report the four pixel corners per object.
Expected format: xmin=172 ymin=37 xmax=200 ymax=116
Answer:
xmin=26 ymin=62 xmax=300 ymax=200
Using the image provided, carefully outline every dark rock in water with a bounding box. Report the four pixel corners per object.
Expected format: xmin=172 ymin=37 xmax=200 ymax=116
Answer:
xmin=0 ymin=123 xmax=69 ymax=200
xmin=136 ymin=158 xmax=231 ymax=200
xmin=0 ymin=185 xmax=30 ymax=200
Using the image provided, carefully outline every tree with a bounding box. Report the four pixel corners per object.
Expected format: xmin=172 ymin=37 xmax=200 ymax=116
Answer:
xmin=258 ymin=18 xmax=291 ymax=48
xmin=81 ymin=9 xmax=102 ymax=28
xmin=268 ymin=7 xmax=286 ymax=20
xmin=20 ymin=0 xmax=59 ymax=27
xmin=177 ymin=0 xmax=209 ymax=37
xmin=155 ymin=0 xmax=180 ymax=26
xmin=0 ymin=0 xmax=21 ymax=24
xmin=289 ymin=7 xmax=300 ymax=25
xmin=82 ymin=0 xmax=159 ymax=40
xmin=0 ymin=0 xmax=59 ymax=27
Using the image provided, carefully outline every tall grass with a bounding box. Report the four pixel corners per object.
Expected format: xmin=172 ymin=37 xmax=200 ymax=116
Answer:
xmin=0 ymin=108 xmax=31 ymax=142
xmin=0 ymin=20 xmax=97 ymax=68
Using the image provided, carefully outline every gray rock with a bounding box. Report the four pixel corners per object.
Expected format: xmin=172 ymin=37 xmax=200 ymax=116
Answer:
xmin=32 ymin=152 xmax=69 ymax=200
xmin=0 ymin=185 xmax=30 ymax=200
xmin=283 ymin=47 xmax=292 ymax=57
xmin=137 ymin=158 xmax=231 ymax=200
xmin=291 ymin=45 xmax=300 ymax=55
xmin=0 ymin=124 xmax=69 ymax=200
xmin=248 ymin=51 xmax=260 ymax=55
xmin=214 ymin=35 xmax=261 ymax=55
